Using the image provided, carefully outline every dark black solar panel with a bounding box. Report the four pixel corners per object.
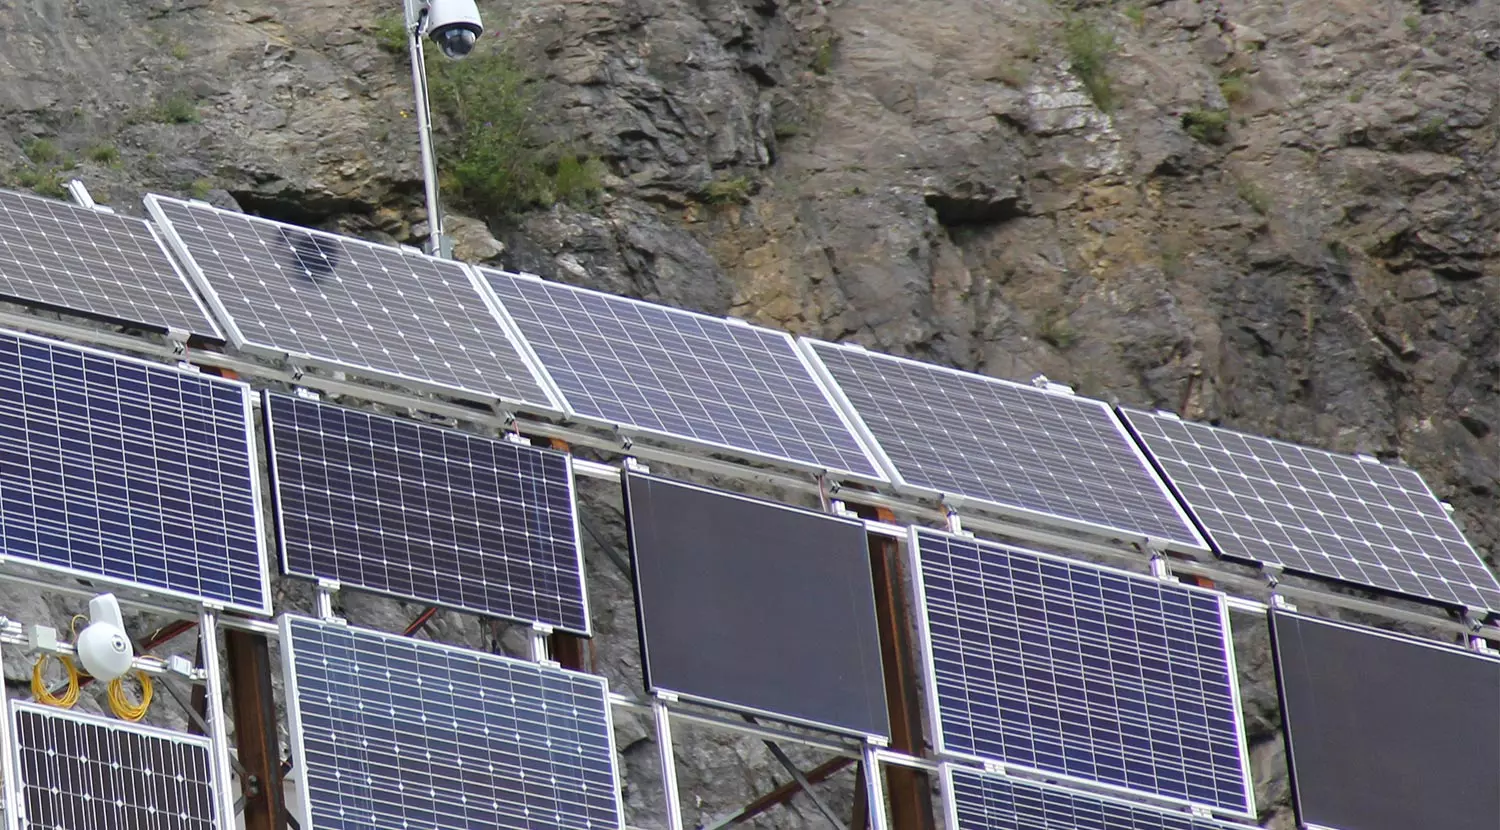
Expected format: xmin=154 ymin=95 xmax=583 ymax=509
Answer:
xmin=265 ymin=391 xmax=589 ymax=634
xmin=948 ymin=766 xmax=1248 ymax=830
xmin=913 ymin=528 xmax=1253 ymax=816
xmin=0 ymin=189 xmax=221 ymax=338
xmin=145 ymin=195 xmax=557 ymax=410
xmin=0 ymin=329 xmax=268 ymax=613
xmin=1122 ymin=408 xmax=1500 ymax=614
xmin=484 ymin=270 xmax=884 ymax=481
xmin=12 ymin=700 xmax=218 ymax=830
xmin=806 ymin=341 xmax=1203 ymax=549
xmin=283 ymin=616 xmax=621 ymax=830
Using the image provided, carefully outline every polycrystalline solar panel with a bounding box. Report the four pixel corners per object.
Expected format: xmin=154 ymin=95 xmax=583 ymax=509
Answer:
xmin=912 ymin=528 xmax=1253 ymax=816
xmin=1121 ymin=408 xmax=1500 ymax=615
xmin=483 ymin=269 xmax=885 ymax=481
xmin=11 ymin=700 xmax=219 ymax=830
xmin=804 ymin=341 xmax=1203 ymax=550
xmin=947 ymin=766 xmax=1247 ymax=830
xmin=264 ymin=391 xmax=589 ymax=634
xmin=0 ymin=189 xmax=222 ymax=339
xmin=282 ymin=616 xmax=621 ymax=830
xmin=0 ymin=329 xmax=268 ymax=613
xmin=144 ymin=195 xmax=557 ymax=410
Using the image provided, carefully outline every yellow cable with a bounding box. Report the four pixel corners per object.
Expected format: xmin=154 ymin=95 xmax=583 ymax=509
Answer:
xmin=107 ymin=671 xmax=153 ymax=722
xmin=30 ymin=654 xmax=80 ymax=708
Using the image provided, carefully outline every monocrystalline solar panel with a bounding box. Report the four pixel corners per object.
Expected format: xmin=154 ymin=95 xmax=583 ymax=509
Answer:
xmin=1122 ymin=408 xmax=1500 ymax=615
xmin=947 ymin=766 xmax=1247 ymax=830
xmin=1271 ymin=610 xmax=1500 ymax=830
xmin=912 ymin=528 xmax=1253 ymax=816
xmin=282 ymin=616 xmax=622 ymax=830
xmin=265 ymin=391 xmax=589 ymax=634
xmin=805 ymin=340 xmax=1203 ymax=550
xmin=0 ymin=189 xmax=221 ymax=338
xmin=144 ymin=195 xmax=557 ymax=410
xmin=483 ymin=270 xmax=884 ymax=481
xmin=11 ymin=700 xmax=219 ymax=830
xmin=0 ymin=329 xmax=268 ymax=613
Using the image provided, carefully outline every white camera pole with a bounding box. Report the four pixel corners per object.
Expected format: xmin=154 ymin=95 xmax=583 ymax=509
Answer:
xmin=404 ymin=0 xmax=448 ymax=259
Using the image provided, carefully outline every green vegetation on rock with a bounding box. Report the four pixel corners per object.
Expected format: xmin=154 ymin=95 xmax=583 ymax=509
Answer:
xmin=1183 ymin=108 xmax=1230 ymax=144
xmin=1064 ymin=16 xmax=1117 ymax=112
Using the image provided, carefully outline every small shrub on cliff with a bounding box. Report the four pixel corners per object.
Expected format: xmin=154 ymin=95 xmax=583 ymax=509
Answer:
xmin=371 ymin=12 xmax=408 ymax=55
xmin=550 ymin=153 xmax=606 ymax=207
xmin=704 ymin=175 xmax=752 ymax=205
xmin=1064 ymin=16 xmax=1117 ymax=112
xmin=1182 ymin=109 xmax=1230 ymax=144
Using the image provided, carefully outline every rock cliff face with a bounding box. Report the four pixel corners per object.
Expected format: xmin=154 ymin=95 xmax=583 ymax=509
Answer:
xmin=0 ymin=1 xmax=1497 ymax=829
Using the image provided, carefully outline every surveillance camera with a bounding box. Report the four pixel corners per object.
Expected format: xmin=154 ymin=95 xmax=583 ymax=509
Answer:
xmin=76 ymin=594 xmax=134 ymax=682
xmin=425 ymin=0 xmax=483 ymax=59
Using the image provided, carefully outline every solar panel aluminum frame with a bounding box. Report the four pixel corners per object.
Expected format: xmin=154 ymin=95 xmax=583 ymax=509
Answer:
xmin=940 ymin=764 xmax=1249 ymax=830
xmin=262 ymin=393 xmax=592 ymax=635
xmin=908 ymin=527 xmax=1257 ymax=820
xmin=142 ymin=196 xmax=563 ymax=416
xmin=0 ymin=190 xmax=224 ymax=341
xmin=0 ymin=330 xmax=274 ymax=616
xmin=278 ymin=615 xmax=627 ymax=830
xmin=479 ymin=269 xmax=891 ymax=485
xmin=6 ymin=699 xmax=223 ymax=830
xmin=803 ymin=340 xmax=1208 ymax=555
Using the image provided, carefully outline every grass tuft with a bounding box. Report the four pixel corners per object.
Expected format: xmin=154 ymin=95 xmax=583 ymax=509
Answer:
xmin=1064 ymin=16 xmax=1118 ymax=112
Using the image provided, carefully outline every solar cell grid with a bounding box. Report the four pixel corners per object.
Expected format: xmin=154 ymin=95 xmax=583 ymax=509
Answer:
xmin=283 ymin=616 xmax=621 ymax=830
xmin=10 ymin=700 xmax=218 ymax=830
xmin=1122 ymin=408 xmax=1500 ymax=615
xmin=145 ymin=195 xmax=557 ymax=410
xmin=484 ymin=270 xmax=884 ymax=481
xmin=804 ymin=340 xmax=1204 ymax=550
xmin=912 ymin=528 xmax=1253 ymax=816
xmin=947 ymin=766 xmax=1248 ymax=830
xmin=0 ymin=189 xmax=221 ymax=338
xmin=265 ymin=391 xmax=589 ymax=633
xmin=0 ymin=329 xmax=268 ymax=613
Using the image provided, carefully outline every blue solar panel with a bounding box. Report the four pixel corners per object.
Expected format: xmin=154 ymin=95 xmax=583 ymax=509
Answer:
xmin=947 ymin=766 xmax=1249 ymax=830
xmin=483 ymin=270 xmax=885 ymax=481
xmin=0 ymin=329 xmax=268 ymax=613
xmin=265 ymin=391 xmax=589 ymax=633
xmin=912 ymin=528 xmax=1253 ymax=816
xmin=283 ymin=616 xmax=622 ymax=830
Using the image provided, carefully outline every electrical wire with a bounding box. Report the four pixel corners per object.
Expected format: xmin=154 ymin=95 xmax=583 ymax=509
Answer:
xmin=31 ymin=654 xmax=80 ymax=708
xmin=107 ymin=671 xmax=153 ymax=722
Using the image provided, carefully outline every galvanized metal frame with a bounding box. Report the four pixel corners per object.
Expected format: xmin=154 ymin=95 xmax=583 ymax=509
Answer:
xmin=143 ymin=194 xmax=564 ymax=417
xmin=0 ymin=327 xmax=273 ymax=616
xmin=260 ymin=389 xmax=594 ymax=635
xmin=800 ymin=337 xmax=1211 ymax=556
xmin=475 ymin=268 xmax=891 ymax=485
xmin=907 ymin=526 xmax=1258 ymax=821
xmin=279 ymin=615 xmax=626 ymax=830
xmin=6 ymin=698 xmax=224 ymax=830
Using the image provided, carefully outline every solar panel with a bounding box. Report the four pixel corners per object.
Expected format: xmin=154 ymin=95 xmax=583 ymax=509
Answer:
xmin=482 ymin=269 xmax=885 ymax=481
xmin=144 ymin=195 xmax=558 ymax=411
xmin=10 ymin=700 xmax=219 ymax=830
xmin=911 ymin=528 xmax=1253 ymax=816
xmin=1121 ymin=408 xmax=1500 ymax=615
xmin=946 ymin=766 xmax=1248 ymax=830
xmin=804 ymin=340 xmax=1203 ymax=550
xmin=282 ymin=615 xmax=622 ymax=830
xmin=264 ymin=391 xmax=589 ymax=634
xmin=0 ymin=189 xmax=221 ymax=338
xmin=0 ymin=329 xmax=268 ymax=613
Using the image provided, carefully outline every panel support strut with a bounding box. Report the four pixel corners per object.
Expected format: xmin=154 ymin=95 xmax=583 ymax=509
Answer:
xmin=200 ymin=608 xmax=240 ymax=830
xmin=654 ymin=694 xmax=686 ymax=830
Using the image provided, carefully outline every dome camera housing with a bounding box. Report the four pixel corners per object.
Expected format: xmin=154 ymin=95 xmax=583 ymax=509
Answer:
xmin=76 ymin=593 xmax=134 ymax=682
xmin=425 ymin=0 xmax=483 ymax=58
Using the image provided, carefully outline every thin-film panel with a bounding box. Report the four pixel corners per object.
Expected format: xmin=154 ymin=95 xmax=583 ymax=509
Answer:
xmin=948 ymin=766 xmax=1247 ymax=830
xmin=0 ymin=329 xmax=268 ymax=613
xmin=484 ymin=270 xmax=884 ymax=481
xmin=806 ymin=341 xmax=1203 ymax=549
xmin=913 ymin=528 xmax=1253 ymax=816
xmin=11 ymin=700 xmax=218 ymax=830
xmin=1122 ymin=408 xmax=1500 ymax=615
xmin=283 ymin=616 xmax=621 ymax=830
xmin=145 ymin=195 xmax=557 ymax=410
xmin=265 ymin=391 xmax=589 ymax=634
xmin=0 ymin=189 xmax=221 ymax=338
